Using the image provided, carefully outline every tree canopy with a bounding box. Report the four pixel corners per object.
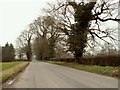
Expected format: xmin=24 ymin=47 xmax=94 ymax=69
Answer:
xmin=16 ymin=0 xmax=120 ymax=61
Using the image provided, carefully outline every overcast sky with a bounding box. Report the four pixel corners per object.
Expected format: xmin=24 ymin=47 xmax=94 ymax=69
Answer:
xmin=0 ymin=0 xmax=55 ymax=46
xmin=0 ymin=0 xmax=118 ymax=47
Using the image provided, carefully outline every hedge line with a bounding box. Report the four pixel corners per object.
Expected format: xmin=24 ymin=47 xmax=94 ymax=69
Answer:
xmin=50 ymin=55 xmax=120 ymax=66
xmin=1 ymin=59 xmax=30 ymax=62
xmin=15 ymin=59 xmax=30 ymax=61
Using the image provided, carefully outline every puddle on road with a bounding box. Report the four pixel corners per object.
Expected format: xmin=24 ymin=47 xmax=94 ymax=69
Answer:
xmin=6 ymin=78 xmax=15 ymax=85
xmin=2 ymin=70 xmax=25 ymax=88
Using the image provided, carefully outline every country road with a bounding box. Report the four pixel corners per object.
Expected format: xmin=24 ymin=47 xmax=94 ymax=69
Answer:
xmin=5 ymin=61 xmax=118 ymax=88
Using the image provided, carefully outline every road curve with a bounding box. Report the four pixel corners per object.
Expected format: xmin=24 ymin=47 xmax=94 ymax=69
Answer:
xmin=8 ymin=61 xmax=118 ymax=88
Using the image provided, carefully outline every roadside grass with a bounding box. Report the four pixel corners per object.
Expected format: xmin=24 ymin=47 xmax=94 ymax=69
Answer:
xmin=48 ymin=61 xmax=119 ymax=78
xmin=0 ymin=61 xmax=29 ymax=82
xmin=0 ymin=61 xmax=23 ymax=71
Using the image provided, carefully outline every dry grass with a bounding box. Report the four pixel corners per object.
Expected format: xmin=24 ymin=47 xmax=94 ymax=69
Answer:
xmin=0 ymin=61 xmax=23 ymax=71
xmin=0 ymin=62 xmax=29 ymax=82
xmin=48 ymin=61 xmax=119 ymax=78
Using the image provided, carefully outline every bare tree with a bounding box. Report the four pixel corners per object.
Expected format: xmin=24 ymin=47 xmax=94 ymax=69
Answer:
xmin=44 ymin=0 xmax=120 ymax=62
xmin=32 ymin=16 xmax=49 ymax=60
xmin=32 ymin=15 xmax=65 ymax=60
xmin=16 ymin=24 xmax=34 ymax=61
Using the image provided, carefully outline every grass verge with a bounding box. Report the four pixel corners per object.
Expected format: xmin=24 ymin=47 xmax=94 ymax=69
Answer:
xmin=48 ymin=61 xmax=119 ymax=78
xmin=0 ymin=61 xmax=23 ymax=71
xmin=0 ymin=62 xmax=29 ymax=82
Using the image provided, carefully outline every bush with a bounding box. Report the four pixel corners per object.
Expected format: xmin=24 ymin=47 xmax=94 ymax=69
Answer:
xmin=50 ymin=55 xmax=120 ymax=66
xmin=81 ymin=55 xmax=120 ymax=66
xmin=15 ymin=59 xmax=30 ymax=61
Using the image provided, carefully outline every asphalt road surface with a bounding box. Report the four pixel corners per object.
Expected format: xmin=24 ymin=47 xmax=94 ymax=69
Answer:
xmin=7 ymin=61 xmax=118 ymax=88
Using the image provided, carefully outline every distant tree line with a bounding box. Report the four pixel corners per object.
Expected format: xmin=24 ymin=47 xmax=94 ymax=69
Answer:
xmin=2 ymin=43 xmax=15 ymax=62
xmin=0 ymin=46 xmax=2 ymax=61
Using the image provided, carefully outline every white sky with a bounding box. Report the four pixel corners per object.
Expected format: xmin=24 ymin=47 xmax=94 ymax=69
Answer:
xmin=0 ymin=0 xmax=55 ymax=46
xmin=0 ymin=0 xmax=118 ymax=47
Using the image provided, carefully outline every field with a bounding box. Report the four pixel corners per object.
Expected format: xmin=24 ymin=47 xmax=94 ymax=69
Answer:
xmin=0 ymin=61 xmax=29 ymax=82
xmin=0 ymin=61 xmax=23 ymax=71
xmin=48 ymin=61 xmax=119 ymax=78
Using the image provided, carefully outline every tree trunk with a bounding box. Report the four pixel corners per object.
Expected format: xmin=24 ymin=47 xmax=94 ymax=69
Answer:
xmin=26 ymin=42 xmax=32 ymax=61
xmin=74 ymin=49 xmax=83 ymax=63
